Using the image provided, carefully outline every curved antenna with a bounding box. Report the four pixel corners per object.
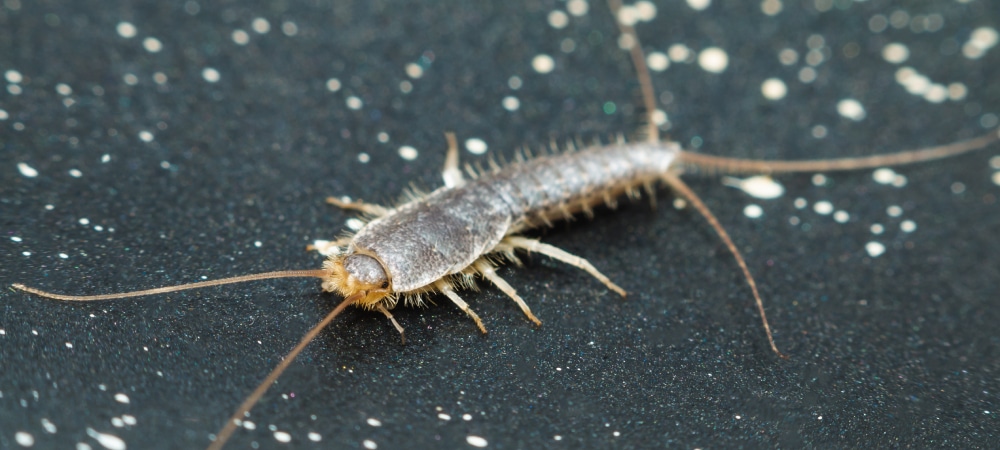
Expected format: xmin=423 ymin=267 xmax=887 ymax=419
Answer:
xmin=679 ymin=128 xmax=999 ymax=175
xmin=11 ymin=270 xmax=331 ymax=301
xmin=607 ymin=0 xmax=661 ymax=143
xmin=206 ymin=292 xmax=362 ymax=450
xmin=662 ymin=173 xmax=789 ymax=359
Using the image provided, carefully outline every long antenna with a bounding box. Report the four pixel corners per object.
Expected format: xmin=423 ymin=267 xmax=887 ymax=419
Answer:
xmin=206 ymin=292 xmax=361 ymax=450
xmin=607 ymin=0 xmax=661 ymax=143
xmin=679 ymin=128 xmax=999 ymax=175
xmin=11 ymin=270 xmax=331 ymax=301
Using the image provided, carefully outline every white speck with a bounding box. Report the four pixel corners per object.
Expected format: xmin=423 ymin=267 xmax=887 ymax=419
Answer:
xmin=273 ymin=431 xmax=291 ymax=443
xmin=686 ymin=0 xmax=711 ymax=11
xmin=114 ymin=393 xmax=130 ymax=404
xmin=833 ymin=210 xmax=849 ymax=223
xmin=77 ymin=443 xmax=92 ymax=450
xmin=358 ymin=152 xmax=370 ymax=163
xmin=110 ymin=417 xmax=124 ymax=428
xmin=400 ymin=80 xmax=412 ymax=93
xmin=891 ymin=174 xmax=908 ymax=187
xmin=566 ymin=0 xmax=589 ymax=16
xmin=812 ymin=174 xmax=827 ymax=186
xmin=437 ymin=413 xmax=451 ymax=421
xmin=22 ymin=251 xmax=31 ymax=256
xmin=41 ymin=418 xmax=57 ymax=433
xmin=326 ymin=78 xmax=341 ymax=92
xmin=202 ymin=68 xmax=220 ymax=83
xmin=760 ymin=78 xmax=787 ymax=100
xmin=634 ymin=1 xmax=657 ymax=21
xmin=836 ymin=99 xmax=866 ymax=121
xmin=813 ymin=201 xmax=833 ymax=215
xmin=465 ymin=138 xmax=488 ymax=155
xmin=346 ymin=96 xmax=363 ymax=110
xmin=466 ymin=435 xmax=488 ymax=448
xmin=116 ymin=22 xmax=137 ymax=38
xmin=405 ymin=63 xmax=423 ymax=79
xmin=532 ymin=54 xmax=555 ymax=74
xmin=761 ymin=0 xmax=782 ymax=15
xmin=871 ymin=223 xmax=884 ymax=235
xmin=242 ymin=421 xmax=256 ymax=430
xmin=0 ymin=108 xmax=8 ymax=120
xmin=793 ymin=198 xmax=807 ymax=209
xmin=59 ymin=253 xmax=69 ymax=259
xmin=5 ymin=69 xmax=23 ymax=84
xmin=15 ymin=431 xmax=34 ymax=446
xmin=697 ymin=47 xmax=728 ymax=73
xmin=399 ymin=145 xmax=418 ymax=160
xmin=252 ymin=18 xmax=271 ymax=34
xmin=18 ymin=162 xmax=39 ymax=178
xmin=964 ymin=27 xmax=999 ymax=59
xmin=743 ymin=204 xmax=763 ymax=219
xmin=346 ymin=218 xmax=364 ymax=231
xmin=123 ymin=73 xmax=138 ymax=85
xmin=872 ymin=168 xmax=896 ymax=184
xmin=886 ymin=205 xmax=903 ymax=217
xmin=254 ymin=240 xmax=262 ymax=248
xmin=647 ymin=52 xmax=670 ymax=71
xmin=307 ymin=432 xmax=321 ymax=442
xmin=367 ymin=418 xmax=382 ymax=427
xmin=281 ymin=21 xmax=299 ymax=36
xmin=992 ymin=172 xmax=1000 ymax=187
xmin=900 ymin=220 xmax=917 ymax=233
xmin=501 ymin=96 xmax=520 ymax=111
xmin=121 ymin=416 xmax=136 ymax=426
xmin=363 ymin=440 xmax=377 ymax=449
xmin=142 ymin=37 xmax=162 ymax=53
xmin=11 ymin=236 xmax=21 ymax=242
xmin=159 ymin=161 xmax=171 ymax=169
xmin=672 ymin=198 xmax=687 ymax=209
xmin=8 ymin=84 xmax=22 ymax=95
xmin=68 ymin=168 xmax=83 ymax=178
xmin=79 ymin=218 xmax=90 ymax=225
xmin=85 ymin=428 xmax=125 ymax=450
xmin=865 ymin=241 xmax=886 ymax=258
xmin=232 ymin=29 xmax=249 ymax=45
xmin=548 ymin=10 xmax=569 ymax=29
xmin=138 ymin=131 xmax=154 ymax=142
xmin=948 ymin=82 xmax=968 ymax=101
xmin=882 ymin=43 xmax=909 ymax=64
xmin=508 ymin=76 xmax=522 ymax=90
xmin=951 ymin=182 xmax=966 ymax=194
xmin=55 ymin=83 xmax=72 ymax=95
xmin=721 ymin=175 xmax=784 ymax=199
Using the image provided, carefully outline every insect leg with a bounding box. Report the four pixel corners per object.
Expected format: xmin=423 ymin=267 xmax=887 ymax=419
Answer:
xmin=376 ymin=304 xmax=406 ymax=344
xmin=442 ymin=132 xmax=466 ymax=188
xmin=500 ymin=236 xmax=627 ymax=297
xmin=325 ymin=196 xmax=391 ymax=216
xmin=435 ymin=281 xmax=488 ymax=334
xmin=660 ymin=173 xmax=789 ymax=359
xmin=305 ymin=236 xmax=353 ymax=255
xmin=473 ymin=260 xmax=542 ymax=326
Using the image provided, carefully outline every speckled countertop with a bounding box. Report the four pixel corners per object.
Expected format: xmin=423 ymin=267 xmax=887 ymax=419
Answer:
xmin=1 ymin=0 xmax=999 ymax=448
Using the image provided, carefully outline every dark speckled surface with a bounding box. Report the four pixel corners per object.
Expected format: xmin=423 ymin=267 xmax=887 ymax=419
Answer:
xmin=2 ymin=0 xmax=999 ymax=448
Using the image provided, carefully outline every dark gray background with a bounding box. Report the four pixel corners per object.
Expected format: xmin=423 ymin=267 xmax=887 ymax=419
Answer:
xmin=2 ymin=0 xmax=998 ymax=448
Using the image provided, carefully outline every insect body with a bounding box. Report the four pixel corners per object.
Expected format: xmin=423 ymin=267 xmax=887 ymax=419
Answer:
xmin=325 ymin=139 xmax=677 ymax=327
